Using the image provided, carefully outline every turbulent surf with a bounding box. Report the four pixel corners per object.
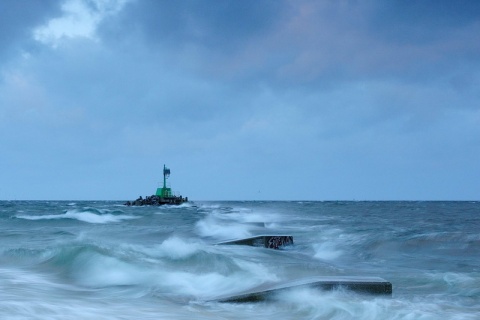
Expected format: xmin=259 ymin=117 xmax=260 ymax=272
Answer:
xmin=0 ymin=201 xmax=478 ymax=319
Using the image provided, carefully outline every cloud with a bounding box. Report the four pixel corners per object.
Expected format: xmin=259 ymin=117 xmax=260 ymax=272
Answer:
xmin=99 ymin=0 xmax=281 ymax=48
xmin=0 ymin=0 xmax=479 ymax=200
xmin=96 ymin=0 xmax=480 ymax=87
xmin=33 ymin=0 xmax=129 ymax=47
xmin=0 ymin=0 xmax=60 ymax=60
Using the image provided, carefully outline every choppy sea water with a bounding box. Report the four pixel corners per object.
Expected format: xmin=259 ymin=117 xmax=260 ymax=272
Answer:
xmin=0 ymin=201 xmax=478 ymax=319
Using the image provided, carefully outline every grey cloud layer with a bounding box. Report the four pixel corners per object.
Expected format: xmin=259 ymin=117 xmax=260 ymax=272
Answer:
xmin=97 ymin=0 xmax=480 ymax=85
xmin=1 ymin=0 xmax=479 ymax=200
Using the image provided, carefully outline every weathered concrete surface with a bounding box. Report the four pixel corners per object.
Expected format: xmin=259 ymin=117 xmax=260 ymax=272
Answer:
xmin=218 ymin=235 xmax=294 ymax=249
xmin=216 ymin=276 xmax=392 ymax=302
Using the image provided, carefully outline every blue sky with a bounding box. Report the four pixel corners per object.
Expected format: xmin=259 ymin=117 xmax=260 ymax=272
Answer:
xmin=1 ymin=0 xmax=479 ymax=200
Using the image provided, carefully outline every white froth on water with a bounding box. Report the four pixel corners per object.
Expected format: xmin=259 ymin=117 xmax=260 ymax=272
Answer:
xmin=155 ymin=260 xmax=277 ymax=300
xmin=313 ymin=242 xmax=343 ymax=261
xmin=232 ymin=258 xmax=279 ymax=283
xmin=195 ymin=215 xmax=252 ymax=239
xmin=2 ymin=201 xmax=479 ymax=319
xmin=156 ymin=202 xmax=194 ymax=210
xmin=156 ymin=237 xmax=201 ymax=259
xmin=157 ymin=271 xmax=248 ymax=299
xmin=272 ymin=287 xmax=470 ymax=320
xmin=225 ymin=210 xmax=281 ymax=224
xmin=16 ymin=210 xmax=138 ymax=224
xmin=71 ymin=253 xmax=150 ymax=287
xmin=307 ymin=227 xmax=346 ymax=261
xmin=68 ymin=249 xmax=277 ymax=301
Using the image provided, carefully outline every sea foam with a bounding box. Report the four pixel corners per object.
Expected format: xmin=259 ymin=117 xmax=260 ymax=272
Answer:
xmin=16 ymin=210 xmax=138 ymax=224
xmin=195 ymin=215 xmax=252 ymax=239
xmin=156 ymin=237 xmax=201 ymax=259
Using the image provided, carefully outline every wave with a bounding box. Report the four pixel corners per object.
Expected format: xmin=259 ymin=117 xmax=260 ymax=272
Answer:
xmin=129 ymin=236 xmax=203 ymax=260
xmin=1 ymin=237 xmax=278 ymax=301
xmin=195 ymin=215 xmax=252 ymax=239
xmin=16 ymin=209 xmax=138 ymax=224
xmin=152 ymin=202 xmax=196 ymax=214
xmin=193 ymin=203 xmax=287 ymax=240
xmin=312 ymin=242 xmax=344 ymax=261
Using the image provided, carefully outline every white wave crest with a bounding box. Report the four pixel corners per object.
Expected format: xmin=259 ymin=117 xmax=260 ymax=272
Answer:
xmin=313 ymin=242 xmax=343 ymax=260
xmin=195 ymin=216 xmax=252 ymax=239
xmin=156 ymin=237 xmax=201 ymax=259
xmin=16 ymin=210 xmax=138 ymax=224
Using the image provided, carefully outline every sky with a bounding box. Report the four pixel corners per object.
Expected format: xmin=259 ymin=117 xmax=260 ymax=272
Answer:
xmin=0 ymin=0 xmax=479 ymax=201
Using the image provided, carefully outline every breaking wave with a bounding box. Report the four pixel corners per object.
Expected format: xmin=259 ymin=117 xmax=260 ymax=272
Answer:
xmin=16 ymin=209 xmax=138 ymax=224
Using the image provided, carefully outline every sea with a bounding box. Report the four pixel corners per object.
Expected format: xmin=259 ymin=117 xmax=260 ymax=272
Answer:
xmin=0 ymin=200 xmax=478 ymax=319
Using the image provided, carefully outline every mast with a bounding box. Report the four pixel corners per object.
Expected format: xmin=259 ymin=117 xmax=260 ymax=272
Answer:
xmin=163 ymin=164 xmax=170 ymax=189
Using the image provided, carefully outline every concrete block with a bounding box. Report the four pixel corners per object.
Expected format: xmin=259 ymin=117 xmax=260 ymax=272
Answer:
xmin=218 ymin=235 xmax=294 ymax=249
xmin=217 ymin=276 xmax=392 ymax=302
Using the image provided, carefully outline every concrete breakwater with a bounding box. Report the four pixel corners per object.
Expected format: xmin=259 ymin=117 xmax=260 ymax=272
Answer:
xmin=125 ymin=194 xmax=188 ymax=206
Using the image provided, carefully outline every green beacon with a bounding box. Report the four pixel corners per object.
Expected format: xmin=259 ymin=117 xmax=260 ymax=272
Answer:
xmin=156 ymin=165 xmax=172 ymax=198
xmin=125 ymin=164 xmax=187 ymax=206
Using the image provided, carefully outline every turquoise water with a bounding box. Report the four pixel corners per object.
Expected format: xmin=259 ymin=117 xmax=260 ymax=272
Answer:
xmin=1 ymin=201 xmax=479 ymax=319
